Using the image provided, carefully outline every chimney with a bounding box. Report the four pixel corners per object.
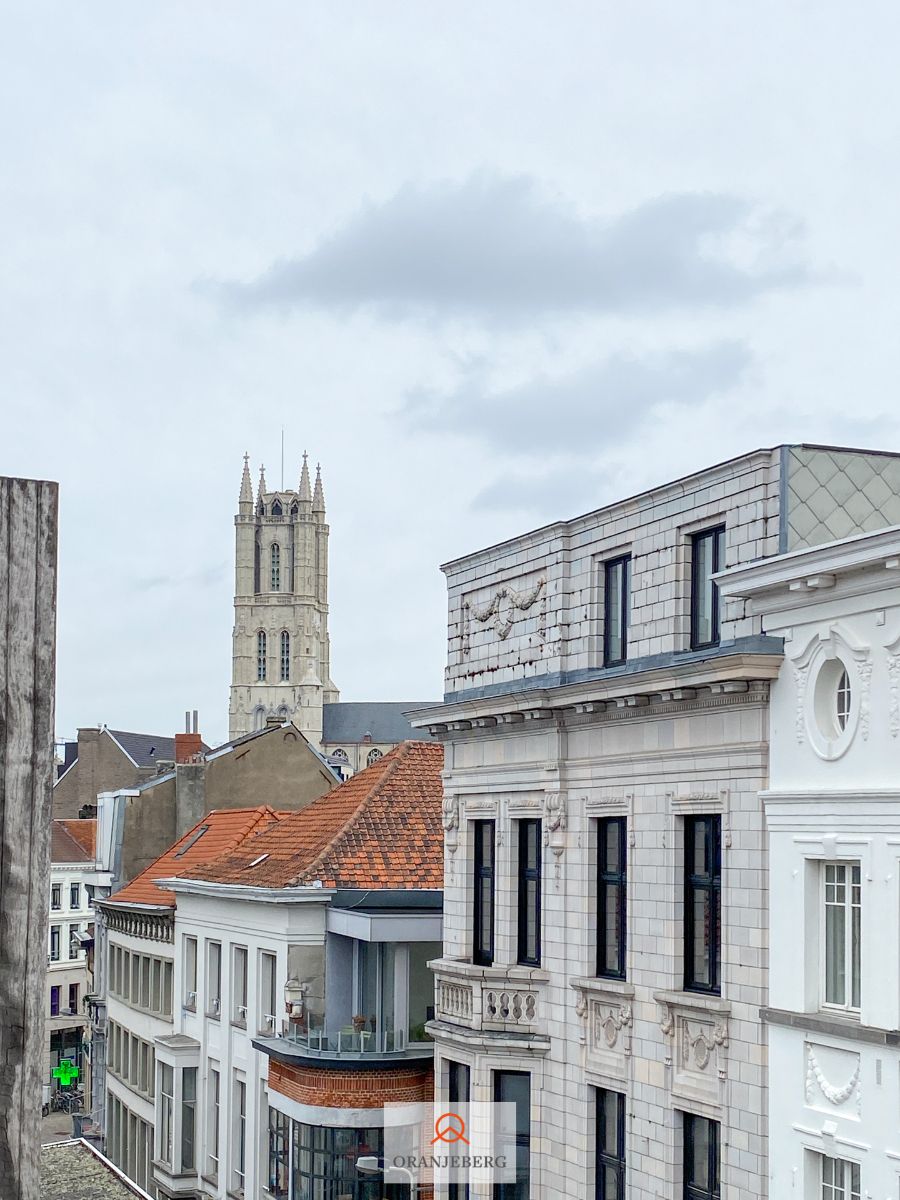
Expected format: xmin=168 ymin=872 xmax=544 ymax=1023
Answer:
xmin=175 ymin=710 xmax=204 ymax=764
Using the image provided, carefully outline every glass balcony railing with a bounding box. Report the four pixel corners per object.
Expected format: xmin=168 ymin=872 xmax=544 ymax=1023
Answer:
xmin=275 ymin=1014 xmax=432 ymax=1058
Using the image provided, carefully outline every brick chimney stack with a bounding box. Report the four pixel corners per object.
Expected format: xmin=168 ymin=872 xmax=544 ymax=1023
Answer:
xmin=175 ymin=710 xmax=203 ymax=764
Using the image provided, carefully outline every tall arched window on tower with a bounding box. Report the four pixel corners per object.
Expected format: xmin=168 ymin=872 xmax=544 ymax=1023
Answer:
xmin=280 ymin=631 xmax=290 ymax=681
xmin=257 ymin=631 xmax=267 ymax=681
xmin=271 ymin=543 xmax=281 ymax=591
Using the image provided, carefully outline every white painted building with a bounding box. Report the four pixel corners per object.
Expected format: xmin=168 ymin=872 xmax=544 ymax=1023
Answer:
xmin=47 ymin=819 xmax=111 ymax=1098
xmin=410 ymin=444 xmax=900 ymax=1199
xmin=720 ymin=523 xmax=900 ymax=1200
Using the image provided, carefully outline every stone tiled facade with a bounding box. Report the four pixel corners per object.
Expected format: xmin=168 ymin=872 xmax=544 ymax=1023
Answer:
xmin=413 ymin=444 xmax=900 ymax=1199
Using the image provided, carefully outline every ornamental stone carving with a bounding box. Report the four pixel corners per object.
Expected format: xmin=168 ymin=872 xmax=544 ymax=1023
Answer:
xmin=543 ymin=791 xmax=568 ymax=857
xmin=465 ymin=576 xmax=546 ymax=644
xmin=804 ymin=1043 xmax=861 ymax=1115
xmin=441 ymin=793 xmax=460 ymax=854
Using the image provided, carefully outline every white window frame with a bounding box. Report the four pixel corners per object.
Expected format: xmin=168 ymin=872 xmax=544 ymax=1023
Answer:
xmin=232 ymin=945 xmax=248 ymax=1027
xmin=259 ymin=951 xmax=277 ymax=1034
xmin=820 ymin=1152 xmax=860 ymax=1200
xmin=821 ymin=860 xmax=861 ymax=1014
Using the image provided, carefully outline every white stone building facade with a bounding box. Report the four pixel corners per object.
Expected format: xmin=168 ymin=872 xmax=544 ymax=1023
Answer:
xmin=412 ymin=444 xmax=900 ymax=1199
xmin=720 ymin=523 xmax=900 ymax=1200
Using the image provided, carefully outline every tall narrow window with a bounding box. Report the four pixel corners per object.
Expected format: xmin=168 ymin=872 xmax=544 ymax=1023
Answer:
xmin=232 ymin=946 xmax=248 ymax=1026
xmin=68 ymin=923 xmax=80 ymax=958
xmin=260 ymin=952 xmax=277 ymax=1034
xmin=257 ymin=631 xmax=267 ymax=681
xmin=598 ymin=817 xmax=627 ymax=979
xmin=158 ymin=1063 xmax=174 ymax=1166
xmin=181 ymin=1067 xmax=197 ymax=1172
xmin=494 ymin=1072 xmax=530 ymax=1200
xmin=517 ymin=819 xmax=542 ymax=966
xmin=270 ymin=543 xmax=281 ymax=590
xmin=280 ymin=631 xmax=290 ymax=681
xmin=233 ymin=1079 xmax=246 ymax=1194
xmin=473 ymin=821 xmax=495 ymax=966
xmin=69 ymin=882 xmax=80 ymax=910
xmin=820 ymin=1154 xmax=860 ymax=1200
xmin=207 ymin=942 xmax=222 ymax=1016
xmin=50 ymin=883 xmax=61 ymax=911
xmin=68 ymin=983 xmax=79 ymax=1013
xmin=690 ymin=526 xmax=726 ymax=649
xmin=596 ymin=1089 xmax=625 ymax=1199
xmin=184 ymin=937 xmax=197 ymax=1010
xmin=603 ymin=555 xmax=631 ymax=666
xmin=50 ymin=985 xmax=60 ymax=1016
xmin=208 ymin=1068 xmax=220 ymax=1179
xmin=267 ymin=1106 xmax=289 ymax=1199
xmin=684 ymin=816 xmax=721 ymax=994
xmin=823 ymin=862 xmax=861 ymax=1011
xmin=684 ymin=1114 xmax=719 ymax=1200
xmin=448 ymin=1060 xmax=471 ymax=1200
xmin=49 ymin=925 xmax=60 ymax=961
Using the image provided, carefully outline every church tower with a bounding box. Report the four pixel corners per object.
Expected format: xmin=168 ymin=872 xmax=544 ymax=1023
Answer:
xmin=229 ymin=453 xmax=339 ymax=742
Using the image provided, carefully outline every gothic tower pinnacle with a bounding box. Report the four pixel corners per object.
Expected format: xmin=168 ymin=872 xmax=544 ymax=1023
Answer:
xmin=228 ymin=452 xmax=339 ymax=743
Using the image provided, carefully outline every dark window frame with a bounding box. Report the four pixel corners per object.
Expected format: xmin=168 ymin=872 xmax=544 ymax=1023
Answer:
xmin=597 ymin=817 xmax=627 ymax=979
xmin=493 ymin=1071 xmax=531 ymax=1200
xmin=690 ymin=526 xmax=726 ymax=650
xmin=596 ymin=1088 xmax=626 ymax=1200
xmin=516 ymin=819 xmax=542 ymax=967
xmin=684 ymin=816 xmax=721 ymax=994
xmin=448 ymin=1060 xmax=471 ymax=1200
xmin=473 ymin=821 xmax=496 ymax=966
xmin=603 ymin=555 xmax=631 ymax=667
xmin=684 ymin=1113 xmax=720 ymax=1200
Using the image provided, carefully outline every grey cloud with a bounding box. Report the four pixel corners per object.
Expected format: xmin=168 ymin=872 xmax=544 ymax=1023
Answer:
xmin=406 ymin=341 xmax=753 ymax=456
xmin=133 ymin=563 xmax=227 ymax=592
xmin=223 ymin=175 xmax=812 ymax=320
xmin=473 ymin=466 xmax=624 ymax=518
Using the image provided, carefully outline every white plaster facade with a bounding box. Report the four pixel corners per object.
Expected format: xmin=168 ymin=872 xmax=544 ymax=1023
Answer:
xmin=229 ymin=455 xmax=339 ymax=744
xmin=720 ymin=524 xmax=900 ymax=1200
xmin=412 ymin=444 xmax=900 ymax=1199
xmin=47 ymin=832 xmax=111 ymax=1097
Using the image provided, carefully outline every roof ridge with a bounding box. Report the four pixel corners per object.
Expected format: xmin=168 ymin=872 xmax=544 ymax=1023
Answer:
xmin=289 ymin=742 xmax=412 ymax=885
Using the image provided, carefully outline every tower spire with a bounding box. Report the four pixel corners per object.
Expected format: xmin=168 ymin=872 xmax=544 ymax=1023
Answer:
xmin=312 ymin=463 xmax=325 ymax=514
xmin=257 ymin=463 xmax=268 ymax=505
xmin=239 ymin=453 xmax=253 ymax=511
xmin=299 ymin=452 xmax=312 ymax=503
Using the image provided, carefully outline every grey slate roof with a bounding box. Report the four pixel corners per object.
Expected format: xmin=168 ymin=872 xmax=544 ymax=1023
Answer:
xmin=41 ymin=1140 xmax=153 ymax=1198
xmin=107 ymin=730 xmax=178 ymax=767
xmin=322 ymin=701 xmax=437 ymax=745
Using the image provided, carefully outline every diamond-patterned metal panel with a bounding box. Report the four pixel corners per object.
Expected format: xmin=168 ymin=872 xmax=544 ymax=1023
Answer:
xmin=786 ymin=447 xmax=900 ymax=549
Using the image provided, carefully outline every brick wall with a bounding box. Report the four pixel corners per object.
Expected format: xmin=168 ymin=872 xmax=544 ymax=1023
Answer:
xmin=269 ymin=1058 xmax=434 ymax=1109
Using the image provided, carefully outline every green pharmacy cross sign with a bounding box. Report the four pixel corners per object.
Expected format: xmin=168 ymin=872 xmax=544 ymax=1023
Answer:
xmin=52 ymin=1059 xmax=79 ymax=1087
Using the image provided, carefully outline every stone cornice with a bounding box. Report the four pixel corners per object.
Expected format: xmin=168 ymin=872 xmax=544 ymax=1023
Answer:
xmin=412 ymin=656 xmax=779 ymax=735
xmin=717 ymin=524 xmax=900 ymax=612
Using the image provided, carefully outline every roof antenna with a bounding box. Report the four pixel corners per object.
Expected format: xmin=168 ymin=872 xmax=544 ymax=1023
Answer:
xmin=281 ymin=426 xmax=284 ymax=491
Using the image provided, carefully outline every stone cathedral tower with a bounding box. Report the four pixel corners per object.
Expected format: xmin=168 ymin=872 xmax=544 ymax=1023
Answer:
xmin=229 ymin=453 xmax=339 ymax=742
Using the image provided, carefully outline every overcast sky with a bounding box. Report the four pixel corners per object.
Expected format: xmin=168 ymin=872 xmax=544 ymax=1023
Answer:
xmin=4 ymin=2 xmax=900 ymax=747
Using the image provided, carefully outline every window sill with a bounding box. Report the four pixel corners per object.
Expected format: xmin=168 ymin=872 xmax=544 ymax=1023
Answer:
xmin=230 ymin=1020 xmax=248 ymax=1031
xmin=571 ymin=976 xmax=635 ymax=999
xmin=653 ymin=989 xmax=731 ymax=1017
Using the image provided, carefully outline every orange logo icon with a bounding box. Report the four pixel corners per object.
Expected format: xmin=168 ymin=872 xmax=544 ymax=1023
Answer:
xmin=432 ymin=1112 xmax=469 ymax=1145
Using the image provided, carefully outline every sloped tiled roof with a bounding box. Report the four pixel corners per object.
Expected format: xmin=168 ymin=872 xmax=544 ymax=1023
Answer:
xmin=106 ymin=806 xmax=282 ymax=908
xmin=51 ymin=819 xmax=96 ymax=864
xmin=181 ymin=741 xmax=443 ymax=891
xmin=322 ymin=702 xmax=437 ymax=745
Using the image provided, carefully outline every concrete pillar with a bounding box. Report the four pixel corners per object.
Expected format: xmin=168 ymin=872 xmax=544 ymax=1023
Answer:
xmin=0 ymin=477 xmax=58 ymax=1199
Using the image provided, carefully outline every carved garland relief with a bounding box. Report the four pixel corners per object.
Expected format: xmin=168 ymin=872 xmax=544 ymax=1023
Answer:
xmin=461 ymin=576 xmax=547 ymax=655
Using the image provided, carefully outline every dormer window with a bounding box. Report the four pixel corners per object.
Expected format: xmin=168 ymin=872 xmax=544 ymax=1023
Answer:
xmin=271 ymin=544 xmax=281 ymax=591
xmin=272 ymin=499 xmax=283 ymax=517
xmin=290 ymin=501 xmax=299 ymax=517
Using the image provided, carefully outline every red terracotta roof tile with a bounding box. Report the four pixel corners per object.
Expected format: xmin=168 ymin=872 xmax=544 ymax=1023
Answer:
xmin=181 ymin=741 xmax=443 ymax=891
xmin=51 ymin=819 xmax=96 ymax=864
xmin=107 ymin=806 xmax=282 ymax=907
